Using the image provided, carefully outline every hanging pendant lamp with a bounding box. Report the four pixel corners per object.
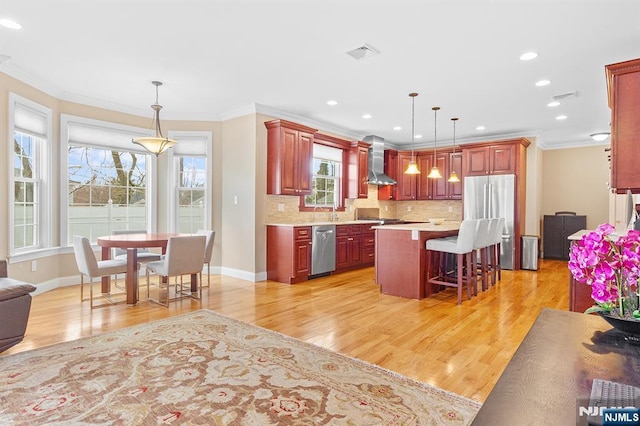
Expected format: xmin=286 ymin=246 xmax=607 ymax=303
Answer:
xmin=427 ymin=106 xmax=443 ymax=179
xmin=132 ymin=81 xmax=177 ymax=155
xmin=448 ymin=117 xmax=461 ymax=183
xmin=404 ymin=92 xmax=421 ymax=175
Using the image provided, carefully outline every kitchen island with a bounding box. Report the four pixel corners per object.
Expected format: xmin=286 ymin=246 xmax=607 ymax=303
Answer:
xmin=374 ymin=221 xmax=460 ymax=299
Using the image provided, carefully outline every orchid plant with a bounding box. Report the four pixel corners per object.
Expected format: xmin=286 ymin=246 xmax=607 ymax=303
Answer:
xmin=568 ymin=223 xmax=640 ymax=319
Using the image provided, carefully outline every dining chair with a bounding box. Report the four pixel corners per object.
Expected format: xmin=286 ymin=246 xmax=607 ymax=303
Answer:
xmin=472 ymin=218 xmax=493 ymax=294
xmin=425 ymin=219 xmax=478 ymax=305
xmin=145 ymin=235 xmax=206 ymax=307
xmin=72 ymin=235 xmax=128 ymax=308
xmin=111 ymin=229 xmax=162 ymax=296
xmin=196 ymin=229 xmax=216 ymax=287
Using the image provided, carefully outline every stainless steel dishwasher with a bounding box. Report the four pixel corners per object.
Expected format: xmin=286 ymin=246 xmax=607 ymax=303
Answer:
xmin=311 ymin=225 xmax=336 ymax=277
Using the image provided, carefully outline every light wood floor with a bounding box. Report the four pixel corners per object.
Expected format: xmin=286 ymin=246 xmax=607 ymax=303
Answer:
xmin=2 ymin=259 xmax=571 ymax=403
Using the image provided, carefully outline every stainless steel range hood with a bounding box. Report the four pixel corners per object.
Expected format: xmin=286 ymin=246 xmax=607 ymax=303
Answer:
xmin=363 ymin=135 xmax=396 ymax=185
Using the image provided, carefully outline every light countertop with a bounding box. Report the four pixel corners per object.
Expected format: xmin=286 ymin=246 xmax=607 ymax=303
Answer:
xmin=372 ymin=221 xmax=460 ymax=232
xmin=265 ymin=220 xmax=381 ymax=227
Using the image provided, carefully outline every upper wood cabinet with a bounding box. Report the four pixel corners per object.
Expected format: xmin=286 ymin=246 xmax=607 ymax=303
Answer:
xmin=462 ymin=139 xmax=530 ymax=177
xmin=378 ymin=149 xmax=398 ymax=200
xmin=348 ymin=141 xmax=369 ymax=199
xmin=447 ymin=151 xmax=463 ymax=199
xmin=265 ymin=119 xmax=317 ymax=195
xmin=606 ymin=58 xmax=640 ymax=193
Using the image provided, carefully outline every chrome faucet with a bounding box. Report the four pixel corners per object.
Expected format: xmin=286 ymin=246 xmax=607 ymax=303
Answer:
xmin=330 ymin=204 xmax=337 ymax=222
xmin=312 ymin=205 xmax=319 ymax=222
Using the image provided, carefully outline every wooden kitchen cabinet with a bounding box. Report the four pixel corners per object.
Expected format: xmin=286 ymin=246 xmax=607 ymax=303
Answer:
xmin=606 ymin=58 xmax=640 ymax=193
xmin=265 ymin=119 xmax=317 ymax=195
xmin=335 ymin=224 xmax=375 ymax=272
xmin=267 ymin=226 xmax=312 ymax=284
xmin=430 ymin=151 xmax=462 ymax=200
xmin=348 ymin=141 xmax=369 ymax=199
xmin=464 ymin=142 xmax=518 ymax=176
xmin=448 ymin=151 xmax=463 ymax=199
xmin=396 ymin=151 xmax=434 ymax=200
xmin=378 ymin=149 xmax=398 ymax=200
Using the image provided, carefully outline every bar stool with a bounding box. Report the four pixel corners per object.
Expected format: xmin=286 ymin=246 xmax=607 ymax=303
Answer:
xmin=472 ymin=218 xmax=492 ymax=294
xmin=425 ymin=219 xmax=478 ymax=305
xmin=489 ymin=218 xmax=505 ymax=284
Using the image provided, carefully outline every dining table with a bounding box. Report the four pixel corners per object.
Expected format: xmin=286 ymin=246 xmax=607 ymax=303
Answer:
xmin=96 ymin=232 xmax=195 ymax=305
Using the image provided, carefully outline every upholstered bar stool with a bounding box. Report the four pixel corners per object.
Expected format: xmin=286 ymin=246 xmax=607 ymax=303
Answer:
xmin=489 ymin=218 xmax=505 ymax=284
xmin=425 ymin=219 xmax=478 ymax=305
xmin=472 ymin=218 xmax=492 ymax=294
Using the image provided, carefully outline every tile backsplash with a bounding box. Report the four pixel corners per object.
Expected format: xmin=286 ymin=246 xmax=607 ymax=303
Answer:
xmin=265 ymin=185 xmax=462 ymax=224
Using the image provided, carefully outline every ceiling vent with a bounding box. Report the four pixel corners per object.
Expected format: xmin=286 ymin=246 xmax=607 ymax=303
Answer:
xmin=553 ymin=91 xmax=578 ymax=101
xmin=346 ymin=44 xmax=380 ymax=61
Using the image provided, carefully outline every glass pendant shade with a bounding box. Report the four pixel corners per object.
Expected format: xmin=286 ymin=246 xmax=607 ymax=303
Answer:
xmin=132 ymin=81 xmax=178 ymax=156
xmin=404 ymin=92 xmax=421 ymax=174
xmin=427 ymin=166 xmax=443 ymax=179
xmin=448 ymin=171 xmax=460 ymax=183
xmin=405 ymin=160 xmax=420 ymax=175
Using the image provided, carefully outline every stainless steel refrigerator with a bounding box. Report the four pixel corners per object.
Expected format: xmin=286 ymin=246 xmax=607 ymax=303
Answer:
xmin=463 ymin=174 xmax=516 ymax=270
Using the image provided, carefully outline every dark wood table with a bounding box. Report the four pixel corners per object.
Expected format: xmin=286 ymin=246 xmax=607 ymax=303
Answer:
xmin=472 ymin=308 xmax=640 ymax=425
xmin=97 ymin=233 xmax=193 ymax=305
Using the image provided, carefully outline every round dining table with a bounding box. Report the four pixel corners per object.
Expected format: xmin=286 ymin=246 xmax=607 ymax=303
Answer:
xmin=96 ymin=233 xmax=192 ymax=305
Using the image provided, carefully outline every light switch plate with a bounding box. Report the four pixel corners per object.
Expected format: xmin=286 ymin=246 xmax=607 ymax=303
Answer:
xmin=411 ymin=230 xmax=419 ymax=240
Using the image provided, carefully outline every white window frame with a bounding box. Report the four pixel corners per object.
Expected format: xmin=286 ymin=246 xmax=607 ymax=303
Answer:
xmin=304 ymin=144 xmax=343 ymax=208
xmin=60 ymin=114 xmax=158 ymax=246
xmin=166 ymin=131 xmax=212 ymax=232
xmin=8 ymin=93 xmax=52 ymax=257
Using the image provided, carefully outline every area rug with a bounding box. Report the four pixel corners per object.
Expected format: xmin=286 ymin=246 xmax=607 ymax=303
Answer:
xmin=0 ymin=309 xmax=481 ymax=425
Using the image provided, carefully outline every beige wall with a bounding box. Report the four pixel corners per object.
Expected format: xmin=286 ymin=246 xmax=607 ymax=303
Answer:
xmin=541 ymin=146 xmax=609 ymax=230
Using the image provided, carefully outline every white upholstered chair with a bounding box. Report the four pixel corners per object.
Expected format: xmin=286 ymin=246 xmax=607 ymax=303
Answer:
xmin=145 ymin=235 xmax=206 ymax=307
xmin=196 ymin=229 xmax=215 ymax=287
xmin=73 ymin=235 xmax=128 ymax=308
xmin=425 ymin=219 xmax=478 ymax=305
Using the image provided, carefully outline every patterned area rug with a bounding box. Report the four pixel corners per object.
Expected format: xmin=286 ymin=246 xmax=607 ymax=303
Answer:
xmin=0 ymin=310 xmax=481 ymax=425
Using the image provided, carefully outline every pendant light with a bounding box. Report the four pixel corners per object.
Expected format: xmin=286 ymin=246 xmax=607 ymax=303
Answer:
xmin=427 ymin=106 xmax=443 ymax=179
xmin=132 ymin=81 xmax=177 ymax=155
xmin=404 ymin=92 xmax=420 ymax=175
xmin=448 ymin=117 xmax=461 ymax=183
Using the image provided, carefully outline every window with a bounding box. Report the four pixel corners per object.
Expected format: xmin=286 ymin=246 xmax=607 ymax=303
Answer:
xmin=176 ymin=156 xmax=206 ymax=233
xmin=304 ymin=144 xmax=342 ymax=207
xmin=167 ymin=132 xmax=211 ymax=233
xmin=61 ymin=115 xmax=156 ymax=244
xmin=9 ymin=94 xmax=51 ymax=254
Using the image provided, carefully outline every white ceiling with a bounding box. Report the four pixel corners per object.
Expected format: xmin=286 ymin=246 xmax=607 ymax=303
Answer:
xmin=1 ymin=0 xmax=638 ymax=150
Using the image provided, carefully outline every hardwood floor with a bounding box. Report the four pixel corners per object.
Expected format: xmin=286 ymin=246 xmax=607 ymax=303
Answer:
xmin=2 ymin=258 xmax=571 ymax=403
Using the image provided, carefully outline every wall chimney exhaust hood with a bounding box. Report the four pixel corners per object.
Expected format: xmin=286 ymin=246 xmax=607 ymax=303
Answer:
xmin=364 ymin=135 xmax=396 ymax=186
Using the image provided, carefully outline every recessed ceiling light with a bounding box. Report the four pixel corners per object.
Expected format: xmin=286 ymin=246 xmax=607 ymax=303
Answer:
xmin=535 ymin=79 xmax=551 ymax=87
xmin=362 ymin=114 xmax=372 ymax=119
xmin=547 ymin=101 xmax=560 ymax=107
xmin=520 ymin=52 xmax=538 ymax=61
xmin=556 ymin=115 xmax=568 ymax=120
xmin=326 ymin=100 xmax=338 ymax=106
xmin=0 ymin=18 xmax=22 ymax=29
xmin=415 ymin=134 xmax=422 ymax=139
xmin=393 ymin=126 xmax=401 ymax=131
xmin=476 ymin=126 xmax=486 ymax=131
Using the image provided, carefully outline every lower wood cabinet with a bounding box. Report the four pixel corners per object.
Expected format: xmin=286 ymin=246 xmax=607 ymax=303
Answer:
xmin=267 ymin=226 xmax=312 ymax=284
xmin=335 ymin=224 xmax=375 ymax=272
xmin=543 ymin=214 xmax=586 ymax=260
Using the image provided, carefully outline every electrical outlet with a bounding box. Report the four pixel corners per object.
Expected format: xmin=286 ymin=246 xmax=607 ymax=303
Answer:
xmin=278 ymin=203 xmax=285 ymax=212
xmin=31 ymin=260 xmax=37 ymax=272
xmin=407 ymin=206 xmax=412 ymax=212
xmin=448 ymin=206 xmax=453 ymax=213
xmin=385 ymin=205 xmax=388 ymax=212
xmin=233 ymin=196 xmax=238 ymax=205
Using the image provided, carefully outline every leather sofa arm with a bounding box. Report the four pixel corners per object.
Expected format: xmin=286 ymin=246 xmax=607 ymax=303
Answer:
xmin=0 ymin=278 xmax=37 ymax=302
